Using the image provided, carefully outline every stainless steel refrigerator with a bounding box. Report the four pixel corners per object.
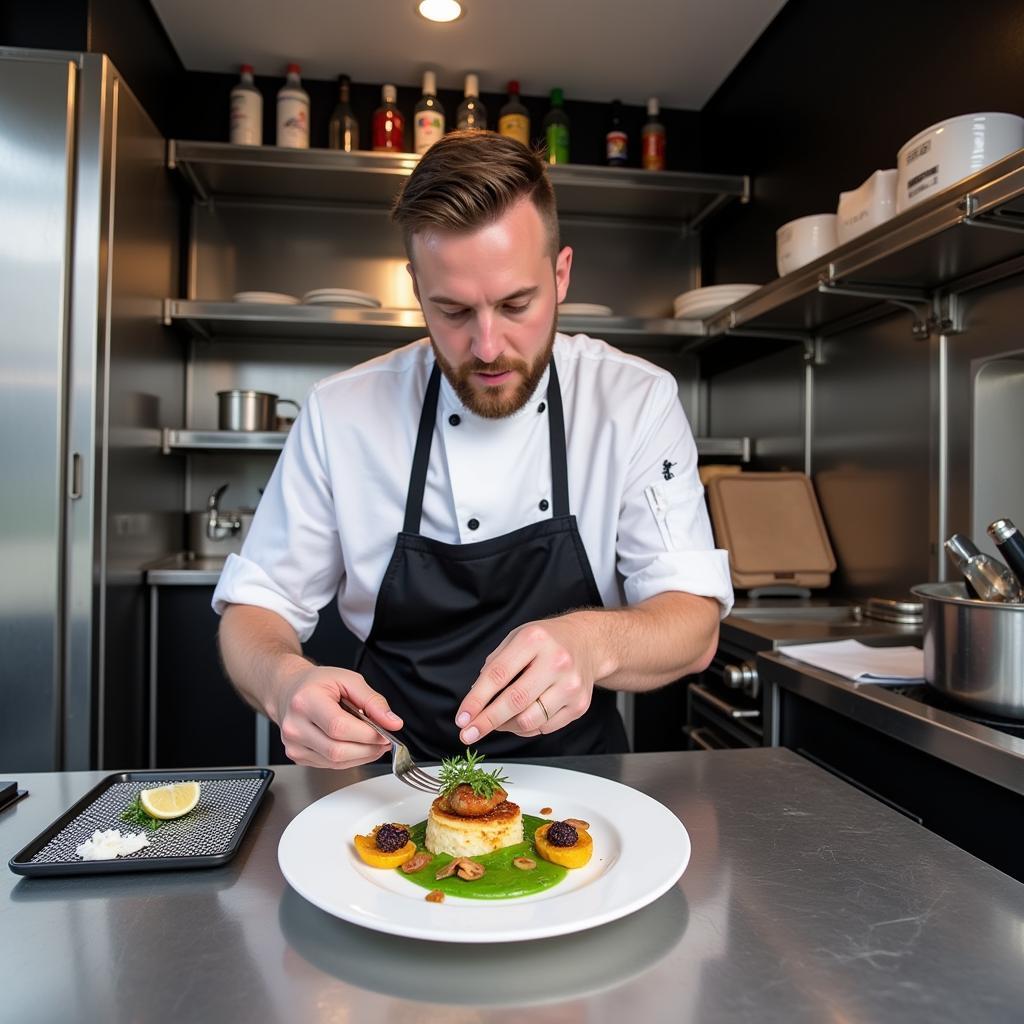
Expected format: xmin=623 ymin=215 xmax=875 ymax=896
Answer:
xmin=0 ymin=48 xmax=183 ymax=772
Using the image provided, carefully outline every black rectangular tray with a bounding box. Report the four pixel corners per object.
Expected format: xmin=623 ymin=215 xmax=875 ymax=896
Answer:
xmin=8 ymin=768 xmax=273 ymax=877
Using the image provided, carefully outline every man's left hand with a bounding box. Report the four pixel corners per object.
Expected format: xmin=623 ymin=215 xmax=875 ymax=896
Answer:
xmin=455 ymin=614 xmax=599 ymax=744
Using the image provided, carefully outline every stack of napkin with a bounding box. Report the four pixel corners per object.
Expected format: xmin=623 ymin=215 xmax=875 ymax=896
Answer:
xmin=776 ymin=639 xmax=924 ymax=685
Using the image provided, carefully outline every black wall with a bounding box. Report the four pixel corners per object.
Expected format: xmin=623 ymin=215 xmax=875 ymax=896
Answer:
xmin=1 ymin=0 xmax=185 ymax=136
xmin=700 ymin=0 xmax=1024 ymax=285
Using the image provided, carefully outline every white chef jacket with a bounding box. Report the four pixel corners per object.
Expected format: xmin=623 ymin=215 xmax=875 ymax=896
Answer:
xmin=212 ymin=333 xmax=733 ymax=642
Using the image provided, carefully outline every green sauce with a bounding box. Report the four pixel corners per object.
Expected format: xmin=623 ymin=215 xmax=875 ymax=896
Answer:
xmin=399 ymin=814 xmax=566 ymax=899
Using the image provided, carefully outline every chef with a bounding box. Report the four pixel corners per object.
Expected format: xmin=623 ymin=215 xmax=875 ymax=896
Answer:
xmin=214 ymin=130 xmax=733 ymax=768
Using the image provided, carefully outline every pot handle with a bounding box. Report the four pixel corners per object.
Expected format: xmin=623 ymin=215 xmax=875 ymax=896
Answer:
xmin=276 ymin=398 xmax=300 ymax=417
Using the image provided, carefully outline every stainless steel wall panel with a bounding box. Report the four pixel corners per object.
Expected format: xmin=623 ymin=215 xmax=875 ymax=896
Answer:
xmin=811 ymin=317 xmax=932 ymax=598
xmin=97 ymin=61 xmax=183 ymax=769
xmin=705 ymin=346 xmax=806 ymax=472
xmin=0 ymin=54 xmax=77 ymax=772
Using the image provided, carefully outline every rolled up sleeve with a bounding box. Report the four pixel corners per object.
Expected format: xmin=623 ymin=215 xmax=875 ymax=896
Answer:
xmin=616 ymin=375 xmax=734 ymax=618
xmin=212 ymin=388 xmax=344 ymax=642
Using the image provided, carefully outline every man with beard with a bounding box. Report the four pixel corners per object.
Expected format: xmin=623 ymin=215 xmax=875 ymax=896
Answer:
xmin=214 ymin=131 xmax=733 ymax=766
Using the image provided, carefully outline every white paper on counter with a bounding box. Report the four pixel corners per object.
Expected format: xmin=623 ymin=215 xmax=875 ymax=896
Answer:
xmin=776 ymin=639 xmax=924 ymax=685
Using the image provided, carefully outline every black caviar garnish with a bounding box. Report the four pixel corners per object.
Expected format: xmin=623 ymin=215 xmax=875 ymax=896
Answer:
xmin=547 ymin=821 xmax=579 ymax=847
xmin=375 ymin=823 xmax=410 ymax=852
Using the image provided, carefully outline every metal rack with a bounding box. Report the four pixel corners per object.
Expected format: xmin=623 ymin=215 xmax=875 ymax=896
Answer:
xmin=696 ymin=147 xmax=1024 ymax=345
xmin=161 ymin=426 xmax=752 ymax=461
xmin=167 ymin=140 xmax=749 ymax=227
xmin=162 ymin=299 xmax=704 ymax=348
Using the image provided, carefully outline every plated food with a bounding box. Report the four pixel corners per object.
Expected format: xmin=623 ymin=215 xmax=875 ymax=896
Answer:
xmin=352 ymin=751 xmax=593 ymax=902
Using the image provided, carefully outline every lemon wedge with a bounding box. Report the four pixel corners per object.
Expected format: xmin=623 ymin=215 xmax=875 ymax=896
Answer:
xmin=139 ymin=781 xmax=201 ymax=820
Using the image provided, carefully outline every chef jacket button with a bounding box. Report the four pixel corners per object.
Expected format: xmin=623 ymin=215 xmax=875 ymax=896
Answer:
xmin=468 ymin=517 xmax=480 ymax=531
xmin=539 ymin=499 xmax=550 ymax=511
xmin=448 ymin=413 xmax=461 ymax=426
xmin=538 ymin=402 xmax=546 ymax=413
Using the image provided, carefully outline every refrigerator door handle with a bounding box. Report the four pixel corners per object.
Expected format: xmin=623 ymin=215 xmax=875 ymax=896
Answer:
xmin=69 ymin=451 xmax=83 ymax=500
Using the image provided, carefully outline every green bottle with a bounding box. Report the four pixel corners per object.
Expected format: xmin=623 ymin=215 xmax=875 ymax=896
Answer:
xmin=544 ymin=88 xmax=570 ymax=165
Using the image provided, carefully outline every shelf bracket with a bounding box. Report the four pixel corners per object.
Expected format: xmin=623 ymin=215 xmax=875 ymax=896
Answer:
xmin=722 ymin=325 xmax=823 ymax=365
xmin=960 ymin=193 xmax=1024 ymax=235
xmin=817 ymin=277 xmax=936 ymax=339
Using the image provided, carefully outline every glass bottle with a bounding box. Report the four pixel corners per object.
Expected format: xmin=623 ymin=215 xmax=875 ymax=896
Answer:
xmin=498 ymin=80 xmax=530 ymax=147
xmin=945 ymin=534 xmax=1023 ymax=602
xmin=373 ymin=84 xmax=405 ymax=152
xmin=606 ymin=99 xmax=628 ymax=166
xmin=276 ymin=64 xmax=309 ymax=149
xmin=543 ymin=88 xmax=570 ymax=165
xmin=988 ymin=519 xmax=1024 ymax=586
xmin=328 ymin=74 xmax=359 ymax=151
xmin=230 ymin=65 xmax=262 ymax=146
xmin=456 ymin=73 xmax=487 ymax=131
xmin=642 ymin=96 xmax=666 ymax=170
xmin=414 ymin=70 xmax=445 ymax=154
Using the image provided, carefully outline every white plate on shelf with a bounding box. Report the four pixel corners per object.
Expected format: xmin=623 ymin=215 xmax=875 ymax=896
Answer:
xmin=301 ymin=288 xmax=382 ymax=308
xmin=232 ymin=291 xmax=300 ymax=305
xmin=278 ymin=763 xmax=690 ymax=943
xmin=558 ymin=303 xmax=615 ymax=317
xmin=673 ymin=284 xmax=760 ymax=319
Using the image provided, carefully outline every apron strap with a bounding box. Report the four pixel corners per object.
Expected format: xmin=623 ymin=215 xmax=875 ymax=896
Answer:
xmin=546 ymin=360 xmax=570 ymax=517
xmin=403 ymin=357 xmax=570 ymax=533
xmin=403 ymin=364 xmax=442 ymax=534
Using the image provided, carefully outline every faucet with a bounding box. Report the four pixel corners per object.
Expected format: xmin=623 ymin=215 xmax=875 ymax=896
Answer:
xmin=206 ymin=483 xmax=242 ymax=541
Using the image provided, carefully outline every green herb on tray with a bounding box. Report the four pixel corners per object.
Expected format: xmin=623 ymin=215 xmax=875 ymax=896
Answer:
xmin=121 ymin=795 xmax=163 ymax=831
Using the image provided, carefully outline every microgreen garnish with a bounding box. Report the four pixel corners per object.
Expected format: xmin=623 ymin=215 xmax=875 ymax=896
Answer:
xmin=438 ymin=749 xmax=510 ymax=799
xmin=121 ymin=795 xmax=162 ymax=831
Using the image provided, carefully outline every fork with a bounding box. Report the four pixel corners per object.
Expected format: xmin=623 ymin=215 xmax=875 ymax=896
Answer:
xmin=338 ymin=696 xmax=441 ymax=794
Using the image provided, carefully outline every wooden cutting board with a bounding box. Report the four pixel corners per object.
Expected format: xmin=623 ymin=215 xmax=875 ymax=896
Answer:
xmin=707 ymin=472 xmax=836 ymax=589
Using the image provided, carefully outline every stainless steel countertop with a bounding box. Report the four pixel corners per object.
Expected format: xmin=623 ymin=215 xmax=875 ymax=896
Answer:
xmin=145 ymin=552 xmax=226 ymax=585
xmin=4 ymin=749 xmax=1024 ymax=1022
xmin=760 ymin=652 xmax=1024 ymax=797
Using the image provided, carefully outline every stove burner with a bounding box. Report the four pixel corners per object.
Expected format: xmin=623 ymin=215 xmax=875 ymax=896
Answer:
xmin=891 ymin=684 xmax=1024 ymax=739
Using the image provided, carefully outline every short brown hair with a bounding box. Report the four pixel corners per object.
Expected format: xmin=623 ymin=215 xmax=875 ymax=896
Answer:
xmin=392 ymin=130 xmax=559 ymax=259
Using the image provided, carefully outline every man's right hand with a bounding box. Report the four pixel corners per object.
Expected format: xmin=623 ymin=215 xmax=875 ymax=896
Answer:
xmin=276 ymin=663 xmax=403 ymax=769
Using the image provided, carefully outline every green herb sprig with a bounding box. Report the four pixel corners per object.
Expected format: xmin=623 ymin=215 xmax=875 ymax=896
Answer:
xmin=438 ymin=749 xmax=510 ymax=799
xmin=121 ymin=795 xmax=163 ymax=831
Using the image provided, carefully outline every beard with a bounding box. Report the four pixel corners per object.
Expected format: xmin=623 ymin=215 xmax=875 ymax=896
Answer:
xmin=430 ymin=315 xmax=556 ymax=420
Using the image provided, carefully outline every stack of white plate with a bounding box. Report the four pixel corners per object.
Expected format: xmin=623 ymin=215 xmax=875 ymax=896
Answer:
xmin=233 ymin=291 xmax=300 ymax=305
xmin=301 ymin=288 xmax=382 ymax=308
xmin=673 ymin=284 xmax=760 ymax=320
xmin=558 ymin=302 xmax=614 ymax=317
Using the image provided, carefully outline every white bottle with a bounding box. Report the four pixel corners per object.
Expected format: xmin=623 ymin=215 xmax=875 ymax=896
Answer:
xmin=230 ymin=64 xmax=262 ymax=145
xmin=277 ymin=63 xmax=310 ymax=149
xmin=414 ymin=70 xmax=446 ymax=155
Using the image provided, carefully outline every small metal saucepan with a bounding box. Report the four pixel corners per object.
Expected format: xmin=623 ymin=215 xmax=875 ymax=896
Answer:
xmin=218 ymin=390 xmax=300 ymax=432
xmin=912 ymin=581 xmax=1024 ymax=719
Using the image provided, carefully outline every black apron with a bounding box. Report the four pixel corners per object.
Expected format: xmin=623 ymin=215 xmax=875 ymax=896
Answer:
xmin=354 ymin=360 xmax=628 ymax=761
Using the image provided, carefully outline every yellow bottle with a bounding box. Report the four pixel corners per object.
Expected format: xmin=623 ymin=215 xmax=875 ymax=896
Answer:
xmin=498 ymin=80 xmax=530 ymax=147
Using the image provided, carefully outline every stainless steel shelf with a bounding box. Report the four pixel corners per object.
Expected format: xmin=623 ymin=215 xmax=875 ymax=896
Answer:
xmin=695 ymin=437 xmax=753 ymax=461
xmin=167 ymin=140 xmax=749 ymax=226
xmin=162 ymin=425 xmax=750 ymax=461
xmin=701 ymin=147 xmax=1024 ymax=341
xmin=162 ymin=429 xmax=286 ymax=454
xmin=163 ymin=299 xmax=704 ymax=347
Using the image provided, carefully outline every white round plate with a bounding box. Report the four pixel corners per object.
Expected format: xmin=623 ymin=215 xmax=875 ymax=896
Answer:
xmin=232 ymin=291 xmax=300 ymax=305
xmin=278 ymin=763 xmax=690 ymax=943
xmin=673 ymin=284 xmax=760 ymax=319
xmin=301 ymin=288 xmax=382 ymax=307
xmin=558 ymin=303 xmax=614 ymax=317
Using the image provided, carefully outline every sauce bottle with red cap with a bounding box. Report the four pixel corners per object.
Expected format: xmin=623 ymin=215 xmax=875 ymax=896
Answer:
xmin=276 ymin=64 xmax=309 ymax=148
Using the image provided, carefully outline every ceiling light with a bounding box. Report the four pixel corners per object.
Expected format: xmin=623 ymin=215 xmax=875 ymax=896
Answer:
xmin=418 ymin=0 xmax=462 ymax=22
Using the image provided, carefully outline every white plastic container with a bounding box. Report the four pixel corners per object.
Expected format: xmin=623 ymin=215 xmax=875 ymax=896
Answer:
xmin=277 ymin=63 xmax=310 ymax=149
xmin=836 ymin=169 xmax=898 ymax=245
xmin=230 ymin=65 xmax=262 ymax=146
xmin=896 ymin=112 xmax=1024 ymax=212
xmin=776 ymin=214 xmax=838 ymax=277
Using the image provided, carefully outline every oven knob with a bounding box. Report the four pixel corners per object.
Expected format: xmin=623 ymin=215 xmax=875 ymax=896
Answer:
xmin=723 ymin=661 xmax=756 ymax=688
xmin=742 ymin=664 xmax=761 ymax=700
